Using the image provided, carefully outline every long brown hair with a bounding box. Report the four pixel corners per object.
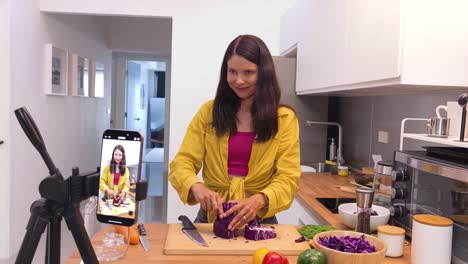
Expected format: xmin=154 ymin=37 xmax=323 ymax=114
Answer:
xmin=212 ymin=35 xmax=281 ymax=142
xmin=110 ymin=144 xmax=127 ymax=176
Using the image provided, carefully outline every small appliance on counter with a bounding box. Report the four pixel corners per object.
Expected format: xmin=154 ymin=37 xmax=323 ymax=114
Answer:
xmin=390 ymin=149 xmax=468 ymax=264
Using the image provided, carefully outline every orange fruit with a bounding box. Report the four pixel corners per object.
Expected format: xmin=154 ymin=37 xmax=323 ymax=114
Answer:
xmin=114 ymin=224 xmax=140 ymax=245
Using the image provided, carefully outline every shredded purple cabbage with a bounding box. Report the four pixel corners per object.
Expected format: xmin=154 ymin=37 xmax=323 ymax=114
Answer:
xmin=213 ymin=202 xmax=239 ymax=239
xmin=318 ymin=235 xmax=376 ymax=253
xmin=244 ymin=219 xmax=277 ymax=241
xmin=295 ymin=236 xmax=306 ymax=243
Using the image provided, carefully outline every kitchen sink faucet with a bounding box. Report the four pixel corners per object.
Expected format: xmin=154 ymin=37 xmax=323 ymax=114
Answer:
xmin=306 ymin=121 xmax=345 ymax=167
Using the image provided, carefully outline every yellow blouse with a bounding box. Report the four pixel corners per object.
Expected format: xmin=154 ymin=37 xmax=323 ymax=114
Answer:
xmin=169 ymin=100 xmax=301 ymax=222
xmin=99 ymin=165 xmax=130 ymax=195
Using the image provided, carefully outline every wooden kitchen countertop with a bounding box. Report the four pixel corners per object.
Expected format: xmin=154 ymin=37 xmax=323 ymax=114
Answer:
xmin=65 ymin=224 xmax=301 ymax=264
xmin=297 ymin=172 xmax=411 ymax=264
xmin=66 ymin=172 xmax=411 ymax=264
xmin=297 ymin=172 xmax=357 ymax=230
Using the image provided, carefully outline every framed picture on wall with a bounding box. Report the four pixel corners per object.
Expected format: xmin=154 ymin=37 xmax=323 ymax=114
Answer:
xmin=76 ymin=56 xmax=86 ymax=96
xmin=94 ymin=62 xmax=105 ymax=97
xmin=44 ymin=44 xmax=68 ymax=96
xmin=89 ymin=61 xmax=105 ymax=98
xmin=68 ymin=53 xmax=89 ymax=97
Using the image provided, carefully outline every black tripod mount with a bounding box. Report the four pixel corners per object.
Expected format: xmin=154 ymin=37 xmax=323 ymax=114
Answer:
xmin=15 ymin=167 xmax=100 ymax=264
xmin=14 ymin=107 xmax=100 ymax=264
xmin=14 ymin=107 xmax=148 ymax=264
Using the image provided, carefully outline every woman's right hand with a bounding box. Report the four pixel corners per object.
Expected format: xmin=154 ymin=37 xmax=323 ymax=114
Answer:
xmin=190 ymin=183 xmax=224 ymax=216
xmin=106 ymin=189 xmax=115 ymax=198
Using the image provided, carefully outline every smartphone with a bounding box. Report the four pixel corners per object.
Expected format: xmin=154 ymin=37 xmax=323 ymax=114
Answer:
xmin=96 ymin=129 xmax=143 ymax=226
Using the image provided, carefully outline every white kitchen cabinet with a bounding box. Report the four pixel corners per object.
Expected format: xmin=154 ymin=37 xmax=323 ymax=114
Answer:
xmin=284 ymin=0 xmax=468 ymax=95
xmin=276 ymin=198 xmax=319 ymax=225
xmin=279 ymin=2 xmax=300 ymax=55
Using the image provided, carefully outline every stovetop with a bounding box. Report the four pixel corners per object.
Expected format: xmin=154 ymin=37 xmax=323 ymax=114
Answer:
xmin=315 ymin=197 xmax=357 ymax=214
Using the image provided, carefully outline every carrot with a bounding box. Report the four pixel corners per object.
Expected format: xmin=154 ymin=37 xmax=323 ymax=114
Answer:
xmin=114 ymin=224 xmax=140 ymax=245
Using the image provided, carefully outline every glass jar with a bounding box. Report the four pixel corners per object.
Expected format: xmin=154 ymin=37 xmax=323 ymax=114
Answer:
xmin=338 ymin=166 xmax=349 ymax=177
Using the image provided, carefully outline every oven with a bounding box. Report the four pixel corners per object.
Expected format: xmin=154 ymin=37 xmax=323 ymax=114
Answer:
xmin=391 ymin=149 xmax=468 ymax=264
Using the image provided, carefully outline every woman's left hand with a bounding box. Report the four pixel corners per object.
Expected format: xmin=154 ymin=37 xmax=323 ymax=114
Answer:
xmin=221 ymin=194 xmax=266 ymax=231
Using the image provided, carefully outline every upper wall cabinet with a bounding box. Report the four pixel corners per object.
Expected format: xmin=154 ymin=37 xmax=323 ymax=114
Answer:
xmin=281 ymin=0 xmax=468 ymax=95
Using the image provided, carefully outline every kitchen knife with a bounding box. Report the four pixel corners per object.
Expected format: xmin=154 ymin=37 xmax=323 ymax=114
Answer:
xmin=178 ymin=215 xmax=208 ymax=247
xmin=102 ymin=197 xmax=113 ymax=211
xmin=137 ymin=223 xmax=150 ymax=252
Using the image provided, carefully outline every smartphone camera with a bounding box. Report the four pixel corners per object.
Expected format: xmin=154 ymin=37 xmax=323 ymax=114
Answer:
xmin=96 ymin=129 xmax=143 ymax=226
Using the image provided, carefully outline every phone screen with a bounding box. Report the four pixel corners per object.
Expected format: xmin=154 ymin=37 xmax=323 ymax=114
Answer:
xmin=96 ymin=129 xmax=143 ymax=226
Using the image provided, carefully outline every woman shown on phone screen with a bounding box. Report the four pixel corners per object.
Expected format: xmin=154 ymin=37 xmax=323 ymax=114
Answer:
xmin=99 ymin=144 xmax=130 ymax=199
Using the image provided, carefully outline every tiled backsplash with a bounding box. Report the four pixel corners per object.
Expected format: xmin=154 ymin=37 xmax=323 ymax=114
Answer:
xmin=330 ymin=90 xmax=467 ymax=168
xmin=275 ymin=57 xmax=329 ymax=164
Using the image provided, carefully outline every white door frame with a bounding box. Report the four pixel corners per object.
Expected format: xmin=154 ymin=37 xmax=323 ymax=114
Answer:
xmin=111 ymin=52 xmax=170 ymax=129
xmin=125 ymin=60 xmax=143 ymax=132
xmin=111 ymin=52 xmax=171 ymax=223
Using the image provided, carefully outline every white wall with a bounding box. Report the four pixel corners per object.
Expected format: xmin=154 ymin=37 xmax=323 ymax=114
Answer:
xmin=39 ymin=0 xmax=295 ymax=223
xmin=8 ymin=2 xmax=112 ymax=261
xmin=0 ymin=0 xmax=11 ymax=259
xmin=108 ymin=16 xmax=172 ymax=55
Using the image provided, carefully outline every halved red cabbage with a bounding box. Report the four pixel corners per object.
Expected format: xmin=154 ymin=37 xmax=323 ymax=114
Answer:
xmin=244 ymin=220 xmax=277 ymax=241
xmin=213 ymin=202 xmax=239 ymax=239
xmin=318 ymin=235 xmax=376 ymax=253
xmin=113 ymin=196 xmax=123 ymax=207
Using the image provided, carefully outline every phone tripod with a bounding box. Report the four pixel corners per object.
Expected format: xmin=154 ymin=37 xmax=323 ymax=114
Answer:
xmin=14 ymin=107 xmax=99 ymax=264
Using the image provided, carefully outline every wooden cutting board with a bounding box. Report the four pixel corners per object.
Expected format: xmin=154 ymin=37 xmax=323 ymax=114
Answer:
xmin=164 ymin=223 xmax=310 ymax=255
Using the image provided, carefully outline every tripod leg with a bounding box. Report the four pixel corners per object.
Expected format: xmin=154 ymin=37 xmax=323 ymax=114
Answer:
xmin=63 ymin=203 xmax=98 ymax=264
xmin=45 ymin=217 xmax=62 ymax=264
xmin=15 ymin=199 xmax=50 ymax=264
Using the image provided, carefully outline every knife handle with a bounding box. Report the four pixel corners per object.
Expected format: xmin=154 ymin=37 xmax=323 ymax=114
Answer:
xmin=178 ymin=215 xmax=196 ymax=229
xmin=137 ymin=224 xmax=147 ymax=236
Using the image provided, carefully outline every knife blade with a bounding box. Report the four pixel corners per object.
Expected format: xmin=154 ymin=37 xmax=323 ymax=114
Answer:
xmin=137 ymin=223 xmax=150 ymax=252
xmin=178 ymin=215 xmax=208 ymax=247
xmin=101 ymin=197 xmax=113 ymax=211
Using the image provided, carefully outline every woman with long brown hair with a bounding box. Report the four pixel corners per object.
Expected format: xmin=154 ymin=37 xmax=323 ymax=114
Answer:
xmin=169 ymin=34 xmax=300 ymax=231
xmin=99 ymin=144 xmax=130 ymax=199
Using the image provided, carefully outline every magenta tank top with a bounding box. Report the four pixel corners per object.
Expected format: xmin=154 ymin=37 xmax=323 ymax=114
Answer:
xmin=227 ymin=132 xmax=255 ymax=176
xmin=113 ymin=172 xmax=120 ymax=185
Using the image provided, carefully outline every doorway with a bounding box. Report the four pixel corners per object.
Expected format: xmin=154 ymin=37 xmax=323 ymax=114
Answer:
xmin=112 ymin=53 xmax=170 ymax=223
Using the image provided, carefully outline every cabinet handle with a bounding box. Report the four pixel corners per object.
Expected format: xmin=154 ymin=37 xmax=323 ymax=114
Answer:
xmin=0 ymin=140 xmax=4 ymax=145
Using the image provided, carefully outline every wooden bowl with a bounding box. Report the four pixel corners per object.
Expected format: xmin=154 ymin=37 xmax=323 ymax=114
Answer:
xmin=312 ymin=230 xmax=387 ymax=264
xmin=353 ymin=173 xmax=374 ymax=186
